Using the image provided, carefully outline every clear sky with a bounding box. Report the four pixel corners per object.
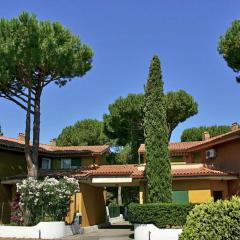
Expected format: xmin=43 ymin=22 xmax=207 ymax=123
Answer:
xmin=0 ymin=1 xmax=240 ymax=144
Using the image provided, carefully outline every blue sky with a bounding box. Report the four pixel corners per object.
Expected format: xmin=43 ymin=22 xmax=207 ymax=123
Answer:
xmin=0 ymin=1 xmax=240 ymax=143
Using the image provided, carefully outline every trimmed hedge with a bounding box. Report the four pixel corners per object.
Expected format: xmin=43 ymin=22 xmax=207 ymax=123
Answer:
xmin=179 ymin=197 xmax=240 ymax=240
xmin=128 ymin=203 xmax=194 ymax=228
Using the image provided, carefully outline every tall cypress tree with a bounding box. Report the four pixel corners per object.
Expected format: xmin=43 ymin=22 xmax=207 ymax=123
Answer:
xmin=144 ymin=55 xmax=172 ymax=203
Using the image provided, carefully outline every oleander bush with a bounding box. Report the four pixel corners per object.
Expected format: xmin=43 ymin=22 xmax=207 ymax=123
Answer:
xmin=179 ymin=197 xmax=240 ymax=240
xmin=15 ymin=176 xmax=79 ymax=225
xmin=128 ymin=203 xmax=194 ymax=228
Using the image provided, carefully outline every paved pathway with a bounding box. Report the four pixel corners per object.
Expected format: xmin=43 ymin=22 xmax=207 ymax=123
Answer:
xmin=64 ymin=221 xmax=134 ymax=240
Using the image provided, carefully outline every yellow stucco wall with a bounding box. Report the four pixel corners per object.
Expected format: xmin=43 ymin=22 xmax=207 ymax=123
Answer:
xmin=139 ymin=181 xmax=146 ymax=204
xmin=65 ymin=183 xmax=106 ymax=227
xmin=0 ymin=150 xmax=26 ymax=223
xmin=0 ymin=150 xmax=26 ymax=177
xmin=189 ymin=190 xmax=211 ymax=203
xmin=65 ymin=192 xmax=82 ymax=224
xmin=173 ymin=179 xmax=229 ymax=202
xmin=80 ymin=183 xmax=106 ymax=227
xmin=81 ymin=157 xmax=94 ymax=166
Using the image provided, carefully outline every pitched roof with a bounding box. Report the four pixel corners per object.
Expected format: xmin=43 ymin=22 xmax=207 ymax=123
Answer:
xmin=3 ymin=163 xmax=236 ymax=183
xmin=0 ymin=136 xmax=109 ymax=155
xmin=138 ymin=141 xmax=202 ymax=154
xmin=187 ymin=128 xmax=240 ymax=151
xmin=26 ymin=164 xmax=237 ymax=179
xmin=171 ymin=164 xmax=234 ymax=177
xmin=138 ymin=128 xmax=240 ymax=154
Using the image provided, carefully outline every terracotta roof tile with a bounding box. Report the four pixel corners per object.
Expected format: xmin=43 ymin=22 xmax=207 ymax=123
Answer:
xmin=187 ymin=128 xmax=240 ymax=151
xmin=44 ymin=164 xmax=235 ymax=179
xmin=71 ymin=164 xmax=145 ymax=179
xmin=139 ymin=128 xmax=240 ymax=154
xmin=0 ymin=136 xmax=109 ymax=155
xmin=138 ymin=142 xmax=202 ymax=154
xmin=171 ymin=164 xmax=233 ymax=177
xmin=4 ymin=163 xmax=235 ymax=182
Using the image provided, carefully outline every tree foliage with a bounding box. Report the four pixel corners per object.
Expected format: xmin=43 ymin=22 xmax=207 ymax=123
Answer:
xmin=181 ymin=125 xmax=231 ymax=142
xmin=113 ymin=145 xmax=132 ymax=165
xmin=218 ymin=20 xmax=240 ymax=83
xmin=0 ymin=12 xmax=93 ymax=177
xmin=0 ymin=125 xmax=3 ymax=136
xmin=103 ymin=94 xmax=144 ymax=163
xmin=144 ymin=56 xmax=172 ymax=203
xmin=165 ymin=90 xmax=197 ymax=140
xmin=57 ymin=119 xmax=108 ymax=146
xmin=103 ymin=91 xmax=197 ymax=162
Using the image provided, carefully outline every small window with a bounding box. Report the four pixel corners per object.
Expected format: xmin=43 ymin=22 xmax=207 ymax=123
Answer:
xmin=71 ymin=158 xmax=81 ymax=169
xmin=61 ymin=159 xmax=71 ymax=169
xmin=42 ymin=158 xmax=51 ymax=170
xmin=213 ymin=191 xmax=223 ymax=201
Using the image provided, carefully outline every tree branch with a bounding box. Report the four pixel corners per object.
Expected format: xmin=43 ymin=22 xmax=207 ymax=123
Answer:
xmin=0 ymin=93 xmax=34 ymax=114
xmin=6 ymin=89 xmax=35 ymax=108
xmin=9 ymin=85 xmax=35 ymax=101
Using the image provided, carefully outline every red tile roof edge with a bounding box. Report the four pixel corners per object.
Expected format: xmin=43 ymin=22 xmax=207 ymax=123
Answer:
xmin=139 ymin=128 xmax=240 ymax=153
xmin=0 ymin=136 xmax=109 ymax=155
xmin=4 ymin=163 xmax=236 ymax=182
xmin=38 ymin=164 xmax=238 ymax=179
xmin=138 ymin=141 xmax=203 ymax=154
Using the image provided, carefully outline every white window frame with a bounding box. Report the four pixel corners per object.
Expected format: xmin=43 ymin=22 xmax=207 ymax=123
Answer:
xmin=42 ymin=158 xmax=51 ymax=170
xmin=61 ymin=159 xmax=72 ymax=169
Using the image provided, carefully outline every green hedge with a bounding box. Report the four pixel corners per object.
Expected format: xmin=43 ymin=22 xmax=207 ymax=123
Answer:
xmin=179 ymin=197 xmax=240 ymax=240
xmin=128 ymin=203 xmax=194 ymax=228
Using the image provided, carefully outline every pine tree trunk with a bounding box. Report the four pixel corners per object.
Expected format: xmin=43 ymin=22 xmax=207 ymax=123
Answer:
xmin=25 ymin=88 xmax=34 ymax=177
xmin=32 ymin=88 xmax=42 ymax=179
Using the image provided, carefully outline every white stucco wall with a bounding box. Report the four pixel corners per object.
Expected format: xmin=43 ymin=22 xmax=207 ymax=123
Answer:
xmin=134 ymin=224 xmax=182 ymax=240
xmin=0 ymin=221 xmax=76 ymax=239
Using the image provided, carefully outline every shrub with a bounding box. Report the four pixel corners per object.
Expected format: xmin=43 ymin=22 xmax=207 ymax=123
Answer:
xmin=10 ymin=195 xmax=23 ymax=225
xmin=128 ymin=203 xmax=194 ymax=228
xmin=17 ymin=176 xmax=79 ymax=225
xmin=179 ymin=197 xmax=240 ymax=240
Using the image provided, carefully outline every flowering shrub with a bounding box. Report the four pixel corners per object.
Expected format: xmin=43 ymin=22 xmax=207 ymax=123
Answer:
xmin=17 ymin=176 xmax=79 ymax=225
xmin=10 ymin=195 xmax=23 ymax=225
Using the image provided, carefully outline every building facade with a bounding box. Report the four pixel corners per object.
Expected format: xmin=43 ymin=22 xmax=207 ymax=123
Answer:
xmin=0 ymin=123 xmax=240 ymax=226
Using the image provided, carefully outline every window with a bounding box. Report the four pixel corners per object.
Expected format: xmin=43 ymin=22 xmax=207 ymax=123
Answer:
xmin=71 ymin=158 xmax=81 ymax=169
xmin=213 ymin=191 xmax=223 ymax=201
xmin=42 ymin=158 xmax=51 ymax=170
xmin=61 ymin=159 xmax=71 ymax=169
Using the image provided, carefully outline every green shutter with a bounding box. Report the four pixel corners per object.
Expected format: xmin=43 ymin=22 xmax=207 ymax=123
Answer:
xmin=172 ymin=191 xmax=189 ymax=204
xmin=71 ymin=158 xmax=81 ymax=166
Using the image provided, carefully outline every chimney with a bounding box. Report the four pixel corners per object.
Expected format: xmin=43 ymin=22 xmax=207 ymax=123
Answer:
xmin=50 ymin=138 xmax=57 ymax=146
xmin=231 ymin=122 xmax=239 ymax=131
xmin=202 ymin=131 xmax=210 ymax=141
xmin=18 ymin=133 xmax=25 ymax=142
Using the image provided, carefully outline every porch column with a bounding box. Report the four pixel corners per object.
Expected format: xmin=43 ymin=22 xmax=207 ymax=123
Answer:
xmin=139 ymin=181 xmax=146 ymax=204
